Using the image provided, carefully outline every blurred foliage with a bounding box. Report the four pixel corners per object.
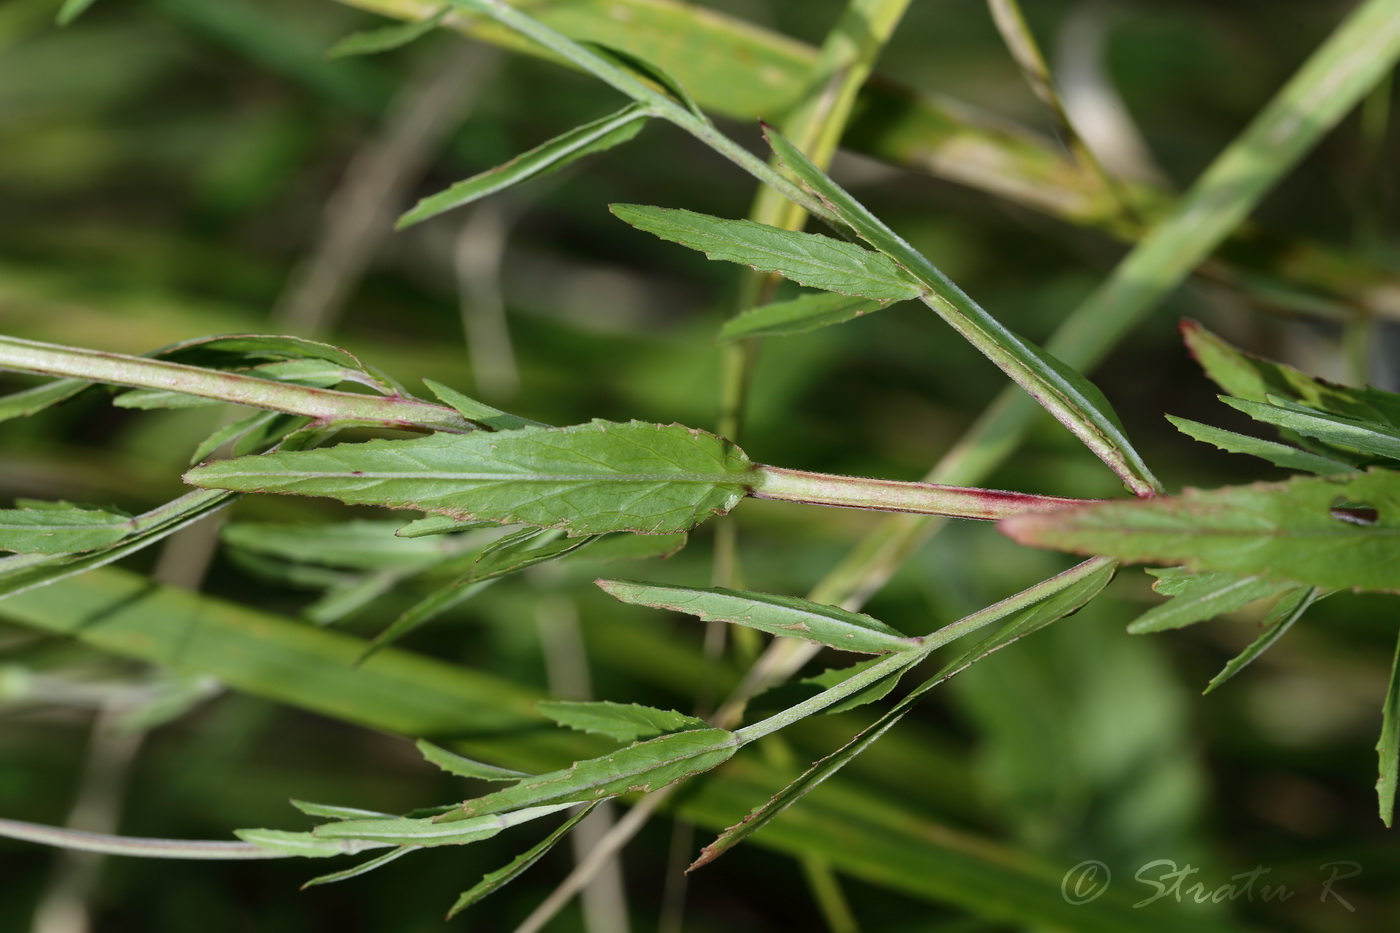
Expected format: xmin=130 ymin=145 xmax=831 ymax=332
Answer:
xmin=2 ymin=0 xmax=1399 ymax=931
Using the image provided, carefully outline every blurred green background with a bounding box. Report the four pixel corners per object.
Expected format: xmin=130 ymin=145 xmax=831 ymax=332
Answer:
xmin=2 ymin=1 xmax=1398 ymax=930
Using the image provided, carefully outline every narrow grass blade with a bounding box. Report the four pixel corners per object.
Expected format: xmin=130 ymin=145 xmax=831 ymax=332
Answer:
xmin=612 ymin=204 xmax=921 ymax=302
xmin=764 ymin=127 xmax=1159 ymax=496
xmin=301 ymin=846 xmax=419 ymax=887
xmin=535 ymin=701 xmax=708 ymax=743
xmin=438 ymin=729 xmax=740 ymax=821
xmin=447 ymin=804 xmax=599 ymax=917
xmin=327 ymin=6 xmax=448 ymax=59
xmin=1204 ymin=586 xmax=1321 ymax=694
xmin=0 ymin=504 xmax=134 ymax=555
xmin=186 ymin=421 xmax=754 ymax=536
xmin=1002 ymin=470 xmax=1400 ymax=592
xmin=719 ymin=292 xmax=890 ymax=340
xmin=691 ymin=708 xmax=908 ymax=872
xmin=1221 ymin=396 xmax=1400 ymax=462
xmin=0 ymin=378 xmax=88 ymax=422
xmin=0 ymin=817 xmax=288 ymax=859
xmin=417 ymin=740 xmax=530 ymax=782
xmin=1128 ymin=570 xmax=1300 ymax=634
xmin=398 ymin=105 xmax=650 ymax=229
xmin=1166 ymin=415 xmax=1355 ymax=475
xmin=1379 ymin=629 xmax=1400 ymax=826
xmin=597 ymin=580 xmax=921 ymax=654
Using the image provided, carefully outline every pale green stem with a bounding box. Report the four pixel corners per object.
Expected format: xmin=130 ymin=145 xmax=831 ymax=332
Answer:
xmin=0 ymin=817 xmax=287 ymax=860
xmin=752 ymin=465 xmax=1098 ymax=519
xmin=0 ymin=335 xmax=472 ymax=432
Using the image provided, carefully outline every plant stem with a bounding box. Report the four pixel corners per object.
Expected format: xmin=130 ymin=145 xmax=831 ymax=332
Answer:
xmin=0 ymin=335 xmax=473 ymax=433
xmin=751 ymin=465 xmax=1098 ymax=520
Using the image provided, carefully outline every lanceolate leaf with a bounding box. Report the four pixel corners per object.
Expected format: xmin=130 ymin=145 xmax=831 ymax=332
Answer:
xmin=424 ymin=378 xmax=545 ymax=431
xmin=1166 ymin=415 xmax=1354 ymax=475
xmin=447 ymin=803 xmax=600 ymax=917
xmin=535 ymin=700 xmax=708 ymax=743
xmin=719 ymin=292 xmax=891 ymax=340
xmin=185 ymin=420 xmax=755 ymax=536
xmin=1001 ymin=470 xmax=1400 ymax=592
xmin=398 ymin=105 xmax=651 ymax=229
xmin=1222 ymin=396 xmax=1400 ymax=463
xmin=763 ymin=126 xmax=1159 ymax=496
xmin=0 ymin=504 xmax=134 ymax=555
xmin=326 ymin=6 xmax=449 ymax=59
xmin=301 ymin=846 xmax=418 ymax=888
xmin=438 ymin=728 xmax=741 ymax=821
xmin=313 ymin=804 xmax=576 ymax=848
xmin=610 ymin=204 xmax=923 ymax=302
xmin=0 ymin=378 xmax=89 ymax=422
xmin=1128 ymin=570 xmax=1300 ymax=634
xmin=597 ymin=580 xmax=921 ymax=654
xmin=417 ymin=740 xmax=530 ymax=782
xmin=1182 ymin=319 xmax=1400 ymax=425
xmin=1204 ymin=586 xmax=1322 ymax=694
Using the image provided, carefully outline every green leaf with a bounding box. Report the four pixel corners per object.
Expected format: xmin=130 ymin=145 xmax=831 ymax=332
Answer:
xmin=1181 ymin=319 xmax=1400 ymax=425
xmin=0 ymin=490 xmax=234 ymax=598
xmin=439 ymin=728 xmax=740 ymax=821
xmin=185 ymin=420 xmax=755 ymax=536
xmin=1222 ymin=396 xmax=1400 ymax=462
xmin=535 ymin=700 xmax=708 ymax=742
xmin=1001 ymin=469 xmax=1400 ymax=592
xmin=313 ymin=804 xmax=575 ymax=848
xmin=566 ymin=530 xmax=687 ymax=563
xmin=447 ymin=803 xmax=599 ymax=917
xmin=597 ymin=580 xmax=920 ymax=654
xmin=578 ymin=42 xmax=704 ymax=117
xmin=692 ymin=708 xmax=908 ymax=871
xmin=611 ymin=204 xmax=922 ymax=302
xmin=1204 ymin=586 xmax=1321 ymax=694
xmin=235 ymin=829 xmax=382 ymax=859
xmin=396 ymin=514 xmax=493 ymax=538
xmin=0 ymin=378 xmax=88 ymax=422
xmin=800 ymin=658 xmax=907 ymax=715
xmin=423 ymin=378 xmax=546 ymax=431
xmin=301 ymin=846 xmax=418 ymax=887
xmin=56 ymin=0 xmax=99 ymax=26
xmin=290 ymin=800 xmax=393 ymax=821
xmin=719 ymin=292 xmax=890 ymax=340
xmin=221 ymin=520 xmax=461 ymax=571
xmin=398 ymin=105 xmax=650 ymax=229
xmin=326 ymin=6 xmax=449 ymax=59
xmin=1128 ymin=570 xmax=1301 ymax=634
xmin=360 ymin=531 xmax=598 ymax=658
xmin=1166 ymin=414 xmax=1355 ymax=475
xmin=417 ymin=740 xmax=530 ymax=782
xmin=763 ymin=126 xmax=1159 ymax=496
xmin=0 ymin=503 xmax=133 ymax=555
xmin=1379 ymin=629 xmax=1400 ymax=826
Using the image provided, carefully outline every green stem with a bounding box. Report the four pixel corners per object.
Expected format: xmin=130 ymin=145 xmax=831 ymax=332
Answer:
xmin=0 ymin=817 xmax=287 ymax=860
xmin=751 ymin=465 xmax=1097 ymax=520
xmin=0 ymin=335 xmax=472 ymax=433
